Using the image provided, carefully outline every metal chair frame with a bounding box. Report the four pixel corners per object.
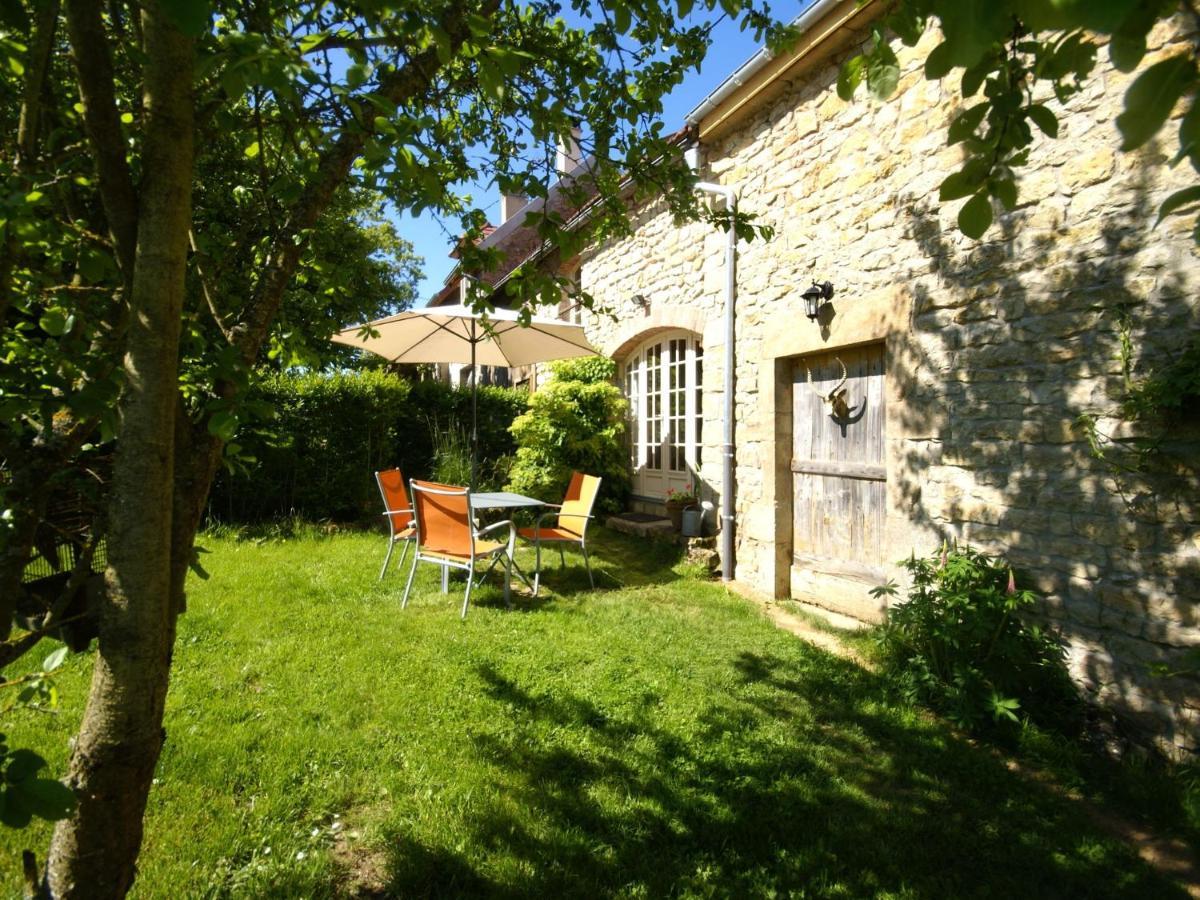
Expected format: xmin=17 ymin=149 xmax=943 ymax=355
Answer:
xmin=376 ymin=469 xmax=416 ymax=580
xmin=519 ymin=473 xmax=601 ymax=597
xmin=402 ymin=480 xmax=516 ymax=618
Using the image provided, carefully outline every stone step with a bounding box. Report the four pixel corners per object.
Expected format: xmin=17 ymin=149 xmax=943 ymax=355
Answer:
xmin=606 ymin=513 xmax=674 ymax=538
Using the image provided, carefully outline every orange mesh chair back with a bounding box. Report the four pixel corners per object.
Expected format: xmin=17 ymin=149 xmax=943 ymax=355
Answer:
xmin=375 ymin=468 xmax=416 ymax=579
xmin=410 ymin=480 xmax=474 ymax=559
xmin=376 ymin=468 xmax=415 ymax=533
xmin=404 ymin=480 xmax=516 ymax=618
xmin=517 ymin=472 xmax=602 ymax=596
xmin=555 ymin=472 xmax=601 ymax=538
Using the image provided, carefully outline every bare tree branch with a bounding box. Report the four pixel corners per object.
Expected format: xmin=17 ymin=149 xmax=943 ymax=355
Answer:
xmin=3 ymin=0 xmax=63 ymax=325
xmin=188 ymin=230 xmax=234 ymax=343
xmin=16 ymin=0 xmax=61 ymax=167
xmin=64 ymin=0 xmax=139 ymax=287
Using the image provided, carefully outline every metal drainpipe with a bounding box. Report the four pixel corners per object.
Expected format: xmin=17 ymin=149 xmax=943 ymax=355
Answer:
xmin=693 ymin=180 xmax=737 ymax=582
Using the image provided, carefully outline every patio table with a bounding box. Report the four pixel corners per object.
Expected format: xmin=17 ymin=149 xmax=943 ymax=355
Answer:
xmin=453 ymin=490 xmax=547 ymax=595
xmin=469 ymin=491 xmax=546 ymax=511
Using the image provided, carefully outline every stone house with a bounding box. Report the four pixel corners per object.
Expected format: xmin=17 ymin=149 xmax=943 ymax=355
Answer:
xmin=560 ymin=1 xmax=1198 ymax=756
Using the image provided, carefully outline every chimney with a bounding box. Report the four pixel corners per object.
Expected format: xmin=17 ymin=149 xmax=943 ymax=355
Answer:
xmin=500 ymin=191 xmax=527 ymax=224
xmin=556 ymin=123 xmax=582 ymax=176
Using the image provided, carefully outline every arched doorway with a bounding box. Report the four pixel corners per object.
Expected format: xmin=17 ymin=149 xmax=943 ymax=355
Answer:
xmin=622 ymin=330 xmax=703 ymax=501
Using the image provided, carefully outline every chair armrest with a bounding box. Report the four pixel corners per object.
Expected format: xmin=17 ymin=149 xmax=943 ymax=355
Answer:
xmin=380 ymin=508 xmax=413 ymax=517
xmin=476 ymin=519 xmax=516 ymax=556
xmin=476 ymin=519 xmax=515 ymax=539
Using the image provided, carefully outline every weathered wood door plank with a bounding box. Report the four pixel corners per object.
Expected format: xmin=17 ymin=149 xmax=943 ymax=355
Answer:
xmin=792 ymin=344 xmax=886 ymax=567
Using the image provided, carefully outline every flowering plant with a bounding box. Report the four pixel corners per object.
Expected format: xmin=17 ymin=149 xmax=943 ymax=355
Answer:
xmin=665 ymin=484 xmax=697 ymax=504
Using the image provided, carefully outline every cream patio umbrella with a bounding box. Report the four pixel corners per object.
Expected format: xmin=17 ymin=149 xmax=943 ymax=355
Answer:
xmin=332 ymin=304 xmax=598 ymax=488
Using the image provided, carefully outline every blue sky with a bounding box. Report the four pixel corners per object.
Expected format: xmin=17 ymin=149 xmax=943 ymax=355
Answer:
xmin=396 ymin=2 xmax=814 ymax=303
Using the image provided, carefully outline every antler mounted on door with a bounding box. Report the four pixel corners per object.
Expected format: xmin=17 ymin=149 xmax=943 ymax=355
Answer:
xmin=804 ymin=356 xmax=852 ymax=419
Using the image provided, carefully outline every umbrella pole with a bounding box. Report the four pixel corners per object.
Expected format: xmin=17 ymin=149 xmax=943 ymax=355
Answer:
xmin=470 ymin=320 xmax=478 ymax=491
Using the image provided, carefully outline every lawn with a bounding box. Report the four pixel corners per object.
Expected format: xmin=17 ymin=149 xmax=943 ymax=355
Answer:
xmin=1 ymin=527 xmax=1190 ymax=898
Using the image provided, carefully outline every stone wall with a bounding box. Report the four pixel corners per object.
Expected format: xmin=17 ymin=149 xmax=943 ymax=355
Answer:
xmin=578 ymin=20 xmax=1199 ymax=756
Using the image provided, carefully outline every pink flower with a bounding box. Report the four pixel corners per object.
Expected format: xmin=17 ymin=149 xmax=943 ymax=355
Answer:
xmin=1006 ymin=568 xmax=1016 ymax=595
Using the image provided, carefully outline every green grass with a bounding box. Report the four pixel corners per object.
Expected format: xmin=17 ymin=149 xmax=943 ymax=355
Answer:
xmin=1 ymin=527 xmax=1192 ymax=898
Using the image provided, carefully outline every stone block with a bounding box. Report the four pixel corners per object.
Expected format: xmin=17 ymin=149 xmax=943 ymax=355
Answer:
xmin=1062 ymin=148 xmax=1115 ymax=191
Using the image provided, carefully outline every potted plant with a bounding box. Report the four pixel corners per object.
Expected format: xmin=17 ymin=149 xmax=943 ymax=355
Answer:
xmin=664 ymin=484 xmax=698 ymax=532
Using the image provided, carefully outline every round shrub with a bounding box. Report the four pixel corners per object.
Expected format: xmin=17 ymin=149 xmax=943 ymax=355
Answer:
xmin=507 ymin=356 xmax=630 ymax=514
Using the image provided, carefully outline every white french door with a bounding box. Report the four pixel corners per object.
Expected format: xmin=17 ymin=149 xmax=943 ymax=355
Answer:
xmin=623 ymin=331 xmax=703 ymax=500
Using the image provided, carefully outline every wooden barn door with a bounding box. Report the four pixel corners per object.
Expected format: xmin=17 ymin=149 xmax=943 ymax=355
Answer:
xmin=791 ymin=344 xmax=886 ymax=577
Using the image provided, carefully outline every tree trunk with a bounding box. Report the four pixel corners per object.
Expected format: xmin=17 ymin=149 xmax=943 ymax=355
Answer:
xmin=43 ymin=7 xmax=194 ymax=897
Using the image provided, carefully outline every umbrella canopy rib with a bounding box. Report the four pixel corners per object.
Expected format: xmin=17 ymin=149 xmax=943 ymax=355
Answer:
xmin=385 ymin=316 xmax=495 ymax=365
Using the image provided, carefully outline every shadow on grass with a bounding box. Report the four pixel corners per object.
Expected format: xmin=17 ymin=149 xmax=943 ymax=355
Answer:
xmin=377 ymin=645 xmax=1187 ymax=898
xmin=413 ymin=526 xmax=692 ymax=614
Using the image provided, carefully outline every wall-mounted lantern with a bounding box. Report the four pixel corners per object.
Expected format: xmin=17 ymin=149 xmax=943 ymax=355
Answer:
xmin=632 ymin=293 xmax=650 ymax=311
xmin=802 ymin=281 xmax=834 ymax=321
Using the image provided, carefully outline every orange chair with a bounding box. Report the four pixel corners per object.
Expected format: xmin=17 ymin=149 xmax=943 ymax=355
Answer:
xmin=402 ymin=480 xmax=516 ymax=618
xmin=518 ymin=472 xmax=601 ymax=597
xmin=376 ymin=468 xmax=416 ymax=580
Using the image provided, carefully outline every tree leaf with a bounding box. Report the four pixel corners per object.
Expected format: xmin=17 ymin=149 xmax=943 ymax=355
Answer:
xmin=39 ymin=308 xmax=69 ymax=337
xmin=1016 ymin=0 xmax=1139 ymax=32
xmin=958 ymin=191 xmax=994 ymax=239
xmin=990 ymin=177 xmax=1018 ymax=211
xmin=885 ymin=5 xmax=924 ymax=45
xmin=948 ymin=103 xmax=988 ymax=144
xmin=42 ymin=646 xmax=68 ymax=673
xmin=244 ymin=141 xmax=260 ymax=159
xmin=1108 ymin=0 xmax=1162 ymax=72
xmin=612 ymin=2 xmax=631 ymax=35
xmin=159 ymin=0 xmax=213 ymax=38
xmin=934 ymin=2 xmax=1011 ymax=70
xmin=960 ymin=57 xmax=991 ymax=98
xmin=4 ymin=47 xmax=23 ymax=77
xmin=1025 ymin=104 xmax=1058 ymax=138
xmin=867 ymin=59 xmax=900 ymax=100
xmin=1155 ymin=185 xmax=1200 ymax=225
xmin=1116 ymin=54 xmax=1197 ymax=152
xmin=939 ymin=168 xmax=984 ymax=202
xmin=207 ymin=410 xmax=238 ymax=442
xmin=837 ymin=55 xmax=865 ymax=101
xmin=298 ymin=31 xmax=328 ymax=53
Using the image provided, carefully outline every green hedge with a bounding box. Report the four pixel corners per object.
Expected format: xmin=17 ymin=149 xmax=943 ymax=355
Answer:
xmin=208 ymin=371 xmax=527 ymax=523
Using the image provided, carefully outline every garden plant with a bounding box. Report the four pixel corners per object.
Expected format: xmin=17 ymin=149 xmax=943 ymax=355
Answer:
xmin=871 ymin=544 xmax=1081 ymax=737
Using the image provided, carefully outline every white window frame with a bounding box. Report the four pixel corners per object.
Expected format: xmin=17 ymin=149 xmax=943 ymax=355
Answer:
xmin=622 ymin=330 xmax=703 ymax=499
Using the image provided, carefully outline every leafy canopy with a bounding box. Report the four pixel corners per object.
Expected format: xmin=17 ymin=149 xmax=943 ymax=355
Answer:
xmin=1 ymin=0 xmax=795 ymax=816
